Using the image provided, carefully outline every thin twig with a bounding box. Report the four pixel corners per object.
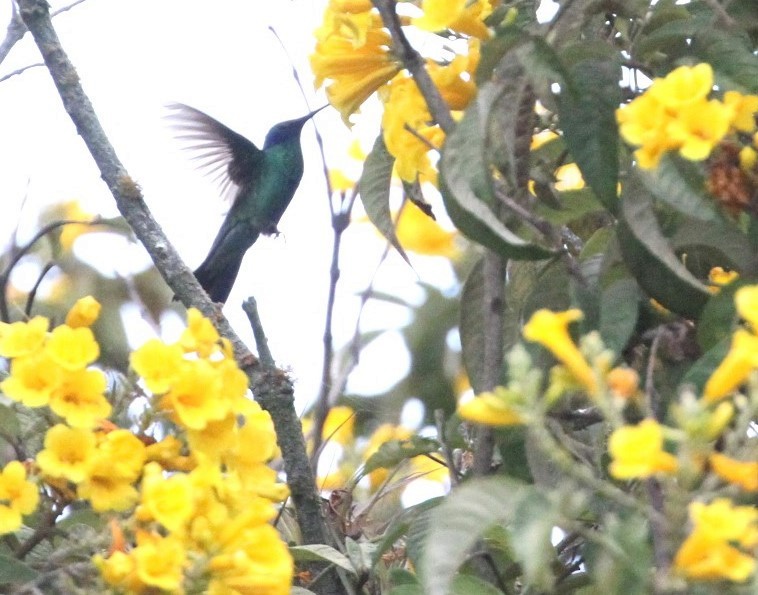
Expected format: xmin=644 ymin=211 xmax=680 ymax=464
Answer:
xmin=703 ymin=0 xmax=736 ymax=27
xmin=242 ymin=297 xmax=274 ymax=367
xmin=0 ymin=61 xmax=43 ymax=83
xmin=24 ymin=261 xmax=55 ymax=317
xmin=371 ymin=0 xmax=455 ymax=134
xmin=0 ymin=217 xmax=105 ymax=322
xmin=435 ymin=409 xmax=459 ymax=486
xmin=311 ymin=190 xmax=357 ymax=469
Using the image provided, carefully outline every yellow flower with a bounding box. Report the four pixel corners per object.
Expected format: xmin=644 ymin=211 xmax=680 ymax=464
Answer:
xmin=1 ymin=350 xmax=63 ymax=407
xmin=322 ymin=405 xmax=355 ymax=445
xmin=49 ymin=368 xmax=111 ymax=429
xmin=554 ymin=163 xmax=586 ymax=191
xmin=57 ymin=201 xmax=97 ymax=251
xmin=523 ymin=309 xmax=598 ymax=395
xmin=77 ymin=465 xmax=139 ymax=512
xmin=130 ymin=338 xmax=185 ymax=395
xmin=329 ymin=168 xmax=356 ymax=192
xmin=311 ymin=6 xmax=401 ymax=123
xmin=674 ymin=499 xmax=758 ymax=582
xmin=94 ymin=550 xmax=141 ymax=592
xmin=669 ymin=100 xmax=732 ymax=162
xmin=647 ymin=63 xmax=713 ymax=107
xmin=381 ymin=75 xmax=442 ymax=183
xmin=414 ymin=0 xmax=492 ymax=39
xmin=689 ymin=498 xmax=758 ymax=546
xmin=724 ymin=90 xmax=758 ymax=132
xmin=739 ymin=146 xmax=757 ymax=171
xmin=65 ymin=296 xmax=101 ymax=328
xmin=709 ymin=453 xmax=758 ymax=492
xmin=608 ymin=419 xmax=678 ymax=479
xmin=735 ymin=284 xmax=758 ymax=332
xmin=132 ymin=534 xmax=186 ymax=592
xmin=187 ymin=413 xmax=237 ymax=461
xmin=230 ymin=407 xmax=279 ymax=468
xmin=162 ymin=359 xmax=228 ymax=430
xmin=0 ymin=316 xmax=48 ymax=358
xmin=458 ymin=387 xmax=524 ymax=427
xmin=145 ymin=435 xmax=193 ymax=471
xmin=616 ymin=64 xmax=733 ymax=168
xmin=605 ymin=367 xmax=640 ymax=399
xmin=140 ymin=463 xmax=194 ymax=532
xmin=428 ymin=48 xmax=478 ymax=111
xmin=36 ymin=424 xmax=97 ymax=483
xmin=0 ymin=461 xmax=39 ymax=534
xmin=531 ymin=129 xmax=559 ymax=149
xmin=394 ymin=203 xmax=458 ymax=258
xmin=703 ymin=328 xmax=758 ymax=402
xmin=208 ymin=523 xmax=293 ymax=595
xmin=45 ymin=325 xmax=99 ymax=371
xmin=97 ymin=429 xmax=147 ymax=481
xmin=708 ymin=266 xmax=739 ymax=287
xmin=674 ymin=531 xmax=756 ymax=582
xmin=180 ymin=308 xmax=220 ymax=358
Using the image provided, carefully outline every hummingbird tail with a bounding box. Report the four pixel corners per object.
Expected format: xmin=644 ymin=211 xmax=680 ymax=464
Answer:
xmin=193 ymin=228 xmax=260 ymax=304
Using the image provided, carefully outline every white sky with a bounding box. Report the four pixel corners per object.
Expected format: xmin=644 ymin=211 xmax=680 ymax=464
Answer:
xmin=0 ymin=0 xmax=460 ymax=416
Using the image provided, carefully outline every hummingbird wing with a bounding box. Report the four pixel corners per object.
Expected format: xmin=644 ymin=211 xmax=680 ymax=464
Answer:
xmin=167 ymin=103 xmax=263 ymax=204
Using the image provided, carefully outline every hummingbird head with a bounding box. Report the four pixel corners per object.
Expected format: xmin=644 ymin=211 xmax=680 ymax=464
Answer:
xmin=263 ymin=105 xmax=327 ymax=148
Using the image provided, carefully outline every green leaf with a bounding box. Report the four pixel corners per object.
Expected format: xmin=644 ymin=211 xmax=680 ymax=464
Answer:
xmin=451 ymin=574 xmax=506 ymax=595
xmin=345 ymin=537 xmax=374 ymax=575
xmin=535 ymin=188 xmax=605 ymax=225
xmin=670 ymin=220 xmax=757 ymax=275
xmin=557 ymin=58 xmax=621 ymax=214
xmin=696 ymin=280 xmax=747 ymax=351
xmin=0 ymin=404 xmax=21 ymax=443
xmin=420 ymin=477 xmax=557 ymax=594
xmin=616 ymin=173 xmax=710 ymax=318
xmin=290 ymin=588 xmax=318 ymax=595
xmin=358 ymin=134 xmax=410 ymax=265
xmin=640 ymin=155 xmax=722 ymax=222
xmin=584 ymin=514 xmax=652 ymax=595
xmin=692 ymin=29 xmax=758 ymax=93
xmin=289 ymin=545 xmax=356 ymax=574
xmin=0 ymin=553 xmax=38 ymax=584
xmin=600 ymin=278 xmax=641 ymax=355
xmin=440 ymin=103 xmax=554 ymax=261
xmin=361 ymin=436 xmax=440 ymax=477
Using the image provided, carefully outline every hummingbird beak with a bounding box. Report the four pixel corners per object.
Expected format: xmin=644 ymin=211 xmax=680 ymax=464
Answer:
xmin=305 ymin=104 xmax=329 ymax=120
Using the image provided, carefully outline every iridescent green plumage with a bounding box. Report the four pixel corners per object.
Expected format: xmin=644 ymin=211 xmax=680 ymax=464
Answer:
xmin=169 ymin=104 xmax=323 ymax=303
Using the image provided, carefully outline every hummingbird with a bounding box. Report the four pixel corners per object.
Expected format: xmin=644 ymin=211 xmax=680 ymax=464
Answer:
xmin=168 ymin=103 xmax=325 ymax=303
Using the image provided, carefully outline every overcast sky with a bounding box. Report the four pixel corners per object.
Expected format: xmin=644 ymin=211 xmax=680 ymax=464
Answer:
xmin=0 ymin=0 xmax=463 ymax=419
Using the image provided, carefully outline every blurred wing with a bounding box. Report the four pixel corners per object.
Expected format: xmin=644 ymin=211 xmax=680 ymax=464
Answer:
xmin=166 ymin=103 xmax=263 ymax=204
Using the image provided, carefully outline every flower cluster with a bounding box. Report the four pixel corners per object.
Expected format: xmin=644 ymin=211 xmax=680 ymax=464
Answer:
xmin=674 ymin=499 xmax=758 ymax=581
xmin=0 ymin=301 xmax=292 ymax=593
xmin=616 ymin=63 xmax=758 ymax=169
xmin=311 ymin=0 xmax=486 ymax=182
xmin=0 ymin=296 xmax=110 ymax=428
xmin=96 ymin=308 xmax=292 ymax=594
xmin=458 ymin=288 xmax=758 ymax=583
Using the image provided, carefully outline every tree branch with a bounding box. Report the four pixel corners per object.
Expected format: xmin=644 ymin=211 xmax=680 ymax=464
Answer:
xmin=371 ymin=0 xmax=455 ymax=134
xmin=16 ymin=4 xmax=338 ymax=588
